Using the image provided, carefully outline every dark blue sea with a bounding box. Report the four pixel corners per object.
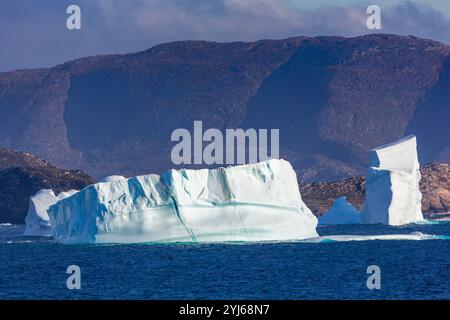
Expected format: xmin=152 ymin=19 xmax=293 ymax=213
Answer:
xmin=1 ymin=222 xmax=450 ymax=300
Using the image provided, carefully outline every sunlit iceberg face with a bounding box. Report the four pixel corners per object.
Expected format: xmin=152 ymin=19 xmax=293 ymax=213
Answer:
xmin=48 ymin=159 xmax=318 ymax=244
xmin=362 ymin=135 xmax=424 ymax=226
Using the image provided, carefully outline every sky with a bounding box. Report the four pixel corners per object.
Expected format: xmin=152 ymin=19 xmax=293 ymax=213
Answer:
xmin=1 ymin=0 xmax=450 ymax=72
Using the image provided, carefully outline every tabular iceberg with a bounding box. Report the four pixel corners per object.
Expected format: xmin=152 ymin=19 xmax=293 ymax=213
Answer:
xmin=362 ymin=135 xmax=424 ymax=225
xmin=319 ymin=197 xmax=361 ymax=225
xmin=24 ymin=189 xmax=78 ymax=236
xmin=48 ymin=159 xmax=318 ymax=244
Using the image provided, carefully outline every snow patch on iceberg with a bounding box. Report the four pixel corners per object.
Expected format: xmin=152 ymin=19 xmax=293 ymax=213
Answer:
xmin=319 ymin=197 xmax=361 ymax=225
xmin=98 ymin=175 xmax=126 ymax=183
xmin=49 ymin=159 xmax=318 ymax=244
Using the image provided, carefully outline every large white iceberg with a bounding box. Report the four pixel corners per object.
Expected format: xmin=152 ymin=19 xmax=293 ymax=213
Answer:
xmin=319 ymin=197 xmax=361 ymax=225
xmin=48 ymin=159 xmax=318 ymax=244
xmin=24 ymin=189 xmax=78 ymax=236
xmin=362 ymin=135 xmax=424 ymax=225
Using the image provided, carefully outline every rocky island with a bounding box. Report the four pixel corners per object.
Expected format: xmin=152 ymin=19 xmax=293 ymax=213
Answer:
xmin=0 ymin=148 xmax=94 ymax=223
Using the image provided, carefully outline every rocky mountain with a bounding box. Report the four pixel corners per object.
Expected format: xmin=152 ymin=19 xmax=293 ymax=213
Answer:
xmin=0 ymin=34 xmax=449 ymax=181
xmin=300 ymin=162 xmax=450 ymax=217
xmin=0 ymin=148 xmax=94 ymax=223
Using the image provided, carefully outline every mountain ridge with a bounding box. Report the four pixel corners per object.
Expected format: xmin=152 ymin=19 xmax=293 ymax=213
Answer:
xmin=0 ymin=34 xmax=449 ymax=181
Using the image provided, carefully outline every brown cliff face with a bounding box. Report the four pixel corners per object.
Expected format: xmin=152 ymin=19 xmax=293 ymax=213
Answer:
xmin=299 ymin=176 xmax=365 ymax=216
xmin=300 ymin=162 xmax=450 ymax=217
xmin=0 ymin=148 xmax=94 ymax=223
xmin=419 ymin=163 xmax=450 ymax=214
xmin=0 ymin=34 xmax=449 ymax=182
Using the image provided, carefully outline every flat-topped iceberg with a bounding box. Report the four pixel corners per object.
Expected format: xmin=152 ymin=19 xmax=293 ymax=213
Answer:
xmin=24 ymin=189 xmax=78 ymax=236
xmin=362 ymin=135 xmax=424 ymax=225
xmin=48 ymin=159 xmax=318 ymax=244
xmin=319 ymin=197 xmax=361 ymax=225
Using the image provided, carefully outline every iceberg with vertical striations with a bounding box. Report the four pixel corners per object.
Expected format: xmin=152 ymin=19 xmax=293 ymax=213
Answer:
xmin=362 ymin=135 xmax=424 ymax=225
xmin=24 ymin=189 xmax=78 ymax=236
xmin=48 ymin=159 xmax=318 ymax=244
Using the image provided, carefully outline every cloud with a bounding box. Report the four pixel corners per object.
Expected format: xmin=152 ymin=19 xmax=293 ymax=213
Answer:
xmin=0 ymin=0 xmax=449 ymax=72
xmin=382 ymin=2 xmax=450 ymax=43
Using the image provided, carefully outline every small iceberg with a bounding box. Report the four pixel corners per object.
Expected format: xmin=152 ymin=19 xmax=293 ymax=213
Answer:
xmin=319 ymin=197 xmax=361 ymax=225
xmin=24 ymin=189 xmax=78 ymax=236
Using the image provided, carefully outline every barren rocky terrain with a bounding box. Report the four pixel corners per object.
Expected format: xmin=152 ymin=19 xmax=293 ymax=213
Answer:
xmin=0 ymin=148 xmax=94 ymax=223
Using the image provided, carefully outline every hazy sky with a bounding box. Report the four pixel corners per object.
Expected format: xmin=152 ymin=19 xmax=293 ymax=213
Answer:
xmin=1 ymin=0 xmax=450 ymax=72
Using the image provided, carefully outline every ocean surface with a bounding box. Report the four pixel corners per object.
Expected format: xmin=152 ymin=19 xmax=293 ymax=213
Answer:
xmin=1 ymin=222 xmax=450 ymax=300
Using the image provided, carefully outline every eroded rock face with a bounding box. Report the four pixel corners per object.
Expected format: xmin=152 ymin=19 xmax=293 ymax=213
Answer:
xmin=0 ymin=148 xmax=94 ymax=224
xmin=420 ymin=162 xmax=450 ymax=214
